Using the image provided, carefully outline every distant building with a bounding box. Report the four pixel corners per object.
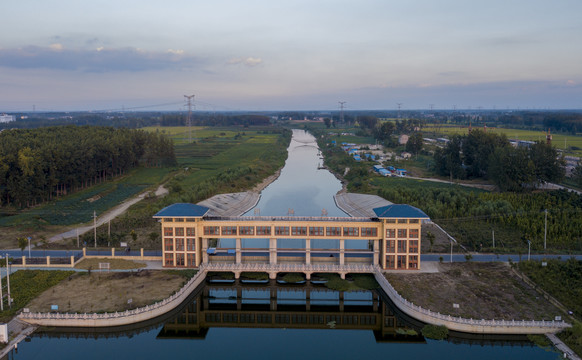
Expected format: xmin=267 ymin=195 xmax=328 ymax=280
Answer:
xmin=398 ymin=135 xmax=409 ymax=145
xmin=400 ymin=152 xmax=412 ymax=159
xmin=0 ymin=114 xmax=15 ymax=123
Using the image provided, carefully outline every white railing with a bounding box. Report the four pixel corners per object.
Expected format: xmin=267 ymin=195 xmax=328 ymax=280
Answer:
xmin=373 ymin=266 xmax=570 ymax=330
xmin=20 ymin=267 xmax=208 ymax=322
xmin=204 ymin=262 xmax=375 ymax=273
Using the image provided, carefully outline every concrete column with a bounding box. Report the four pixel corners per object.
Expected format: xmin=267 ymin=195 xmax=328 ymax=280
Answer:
xmin=203 ymin=287 xmax=209 ymax=309
xmin=70 ymin=256 xmax=74 ymax=267
xmin=83 ymin=247 xmax=86 ymax=257
xmin=47 ymin=256 xmax=50 ymax=266
xmin=140 ymin=248 xmax=144 ymax=259
xmin=339 ymin=239 xmax=345 ymax=265
xmin=111 ymin=248 xmax=115 ymax=257
xmin=202 ymin=238 xmax=209 ymax=264
xmin=195 ymin=237 xmax=202 ymax=266
xmin=237 ymin=287 xmax=242 ymax=310
xmin=373 ymin=239 xmax=380 ymax=266
xmin=305 ymin=288 xmax=311 ymax=311
xmin=270 ymin=286 xmax=277 ymax=311
xmin=269 ymin=238 xmax=277 ymax=264
xmin=236 ymin=238 xmax=242 ymax=264
xmin=23 ymin=256 xmax=26 ymax=266
xmin=305 ymin=238 xmax=311 ymax=265
xmin=339 ymin=291 xmax=344 ymax=312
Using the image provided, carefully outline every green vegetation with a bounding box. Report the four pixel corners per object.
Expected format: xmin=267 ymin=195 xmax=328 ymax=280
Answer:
xmin=527 ymin=334 xmax=553 ymax=350
xmin=421 ymin=324 xmax=449 ymax=340
xmin=0 ymin=270 xmax=75 ymax=321
xmin=242 ymin=272 xmax=269 ymax=281
xmin=163 ymin=269 xmax=198 ymax=280
xmin=281 ymin=273 xmax=304 ymax=283
xmin=519 ymin=259 xmax=582 ymax=320
xmin=208 ymin=272 xmax=235 ymax=280
xmin=316 ymin=273 xmax=378 ymax=291
xmin=558 ymin=322 xmax=582 ymax=357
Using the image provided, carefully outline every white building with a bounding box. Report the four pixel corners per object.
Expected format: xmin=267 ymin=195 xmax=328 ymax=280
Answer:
xmin=0 ymin=114 xmax=15 ymax=123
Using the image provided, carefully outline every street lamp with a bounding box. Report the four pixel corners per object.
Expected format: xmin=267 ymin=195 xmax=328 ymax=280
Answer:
xmin=527 ymin=240 xmax=531 ymax=261
xmin=27 ymin=236 xmax=32 ymax=258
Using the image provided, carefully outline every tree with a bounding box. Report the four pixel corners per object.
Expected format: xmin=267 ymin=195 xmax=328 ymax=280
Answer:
xmin=433 ymin=135 xmax=464 ymax=180
xmin=405 ymin=132 xmax=424 ymax=155
xmin=374 ymin=122 xmax=395 ymax=143
xmin=528 ymin=141 xmax=565 ymax=184
xmin=488 ymin=146 xmax=535 ymax=192
xmin=461 ymin=130 xmax=508 ymax=179
xmin=17 ymin=237 xmax=28 ymax=254
xmin=573 ymin=160 xmax=582 ymax=188
xmin=323 ymin=118 xmax=331 ymax=128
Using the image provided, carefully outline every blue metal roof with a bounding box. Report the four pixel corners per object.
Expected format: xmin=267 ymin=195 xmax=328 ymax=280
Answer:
xmin=153 ymin=203 xmax=210 ymax=218
xmin=373 ymin=204 xmax=429 ymax=219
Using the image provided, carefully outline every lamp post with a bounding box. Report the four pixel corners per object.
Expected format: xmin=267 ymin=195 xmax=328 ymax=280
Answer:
xmin=5 ymin=254 xmax=11 ymax=309
xmin=527 ymin=240 xmax=531 ymax=261
xmin=28 ymin=236 xmax=32 ymax=258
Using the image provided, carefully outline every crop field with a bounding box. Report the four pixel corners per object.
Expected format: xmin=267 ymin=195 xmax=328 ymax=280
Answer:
xmin=423 ymin=125 xmax=582 ymax=155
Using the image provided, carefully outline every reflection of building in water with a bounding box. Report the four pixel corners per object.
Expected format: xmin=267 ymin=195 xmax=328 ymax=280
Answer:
xmin=157 ymin=282 xmax=424 ymax=343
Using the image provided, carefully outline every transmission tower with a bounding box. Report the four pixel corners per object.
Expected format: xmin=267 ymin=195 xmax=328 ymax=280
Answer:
xmin=397 ymin=103 xmax=403 ymax=118
xmin=338 ymin=101 xmax=346 ymax=123
xmin=184 ymin=94 xmax=195 ymax=143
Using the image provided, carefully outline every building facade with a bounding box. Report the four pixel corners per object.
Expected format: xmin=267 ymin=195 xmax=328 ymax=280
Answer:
xmin=154 ymin=203 xmax=429 ymax=271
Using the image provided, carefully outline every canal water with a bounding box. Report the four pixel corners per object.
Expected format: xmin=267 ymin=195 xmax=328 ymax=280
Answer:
xmin=10 ymin=129 xmax=560 ymax=359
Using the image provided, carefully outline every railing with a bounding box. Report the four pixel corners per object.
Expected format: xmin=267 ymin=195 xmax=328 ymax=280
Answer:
xmin=372 ymin=266 xmax=570 ymax=331
xmin=204 ymin=215 xmax=376 ymax=223
xmin=204 ymin=262 xmax=376 ymax=273
xmin=19 ymin=267 xmax=208 ymax=324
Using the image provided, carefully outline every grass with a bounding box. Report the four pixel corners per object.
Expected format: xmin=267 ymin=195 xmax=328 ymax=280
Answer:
xmin=75 ymin=258 xmax=147 ymax=270
xmin=0 ymin=270 xmax=75 ymax=322
xmin=385 ymin=262 xmax=565 ymax=321
xmin=25 ymin=270 xmax=186 ymax=313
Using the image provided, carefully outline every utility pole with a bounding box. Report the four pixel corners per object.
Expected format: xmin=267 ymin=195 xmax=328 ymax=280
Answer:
xmin=5 ymin=254 xmax=11 ymax=309
xmin=338 ymin=101 xmax=346 ymax=123
xmin=184 ymin=95 xmax=195 ymax=143
xmin=0 ymin=262 xmax=3 ymax=311
xmin=544 ymin=209 xmax=547 ymax=251
xmin=492 ymin=229 xmax=495 ymax=248
xmin=527 ymin=240 xmax=531 ymax=261
xmin=94 ymin=210 xmax=97 ymax=248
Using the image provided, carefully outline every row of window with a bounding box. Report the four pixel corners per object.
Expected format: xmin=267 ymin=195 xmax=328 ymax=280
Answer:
xmin=386 ymin=240 xmax=419 ymax=253
xmin=386 ymin=228 xmax=419 ymax=238
xmin=386 ymin=255 xmax=419 ymax=269
xmin=386 ymin=219 xmax=420 ymax=224
xmin=165 ymin=253 xmax=196 ymax=267
xmin=164 ymin=226 xmax=419 ymax=238
xmin=202 ymin=226 xmax=379 ymax=237
xmin=164 ymin=227 xmax=196 ymax=237
xmin=164 ymin=238 xmax=196 ymax=252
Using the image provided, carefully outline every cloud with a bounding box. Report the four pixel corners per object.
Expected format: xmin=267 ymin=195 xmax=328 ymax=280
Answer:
xmin=0 ymin=45 xmax=202 ymax=72
xmin=226 ymin=56 xmax=263 ymax=67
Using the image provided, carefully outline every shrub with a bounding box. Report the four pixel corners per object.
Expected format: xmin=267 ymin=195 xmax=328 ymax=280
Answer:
xmin=421 ymin=324 xmax=449 ymax=340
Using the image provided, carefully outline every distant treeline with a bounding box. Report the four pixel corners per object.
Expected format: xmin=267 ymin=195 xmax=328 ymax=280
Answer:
xmin=0 ymin=112 xmax=272 ymax=130
xmin=0 ymin=126 xmax=176 ymax=208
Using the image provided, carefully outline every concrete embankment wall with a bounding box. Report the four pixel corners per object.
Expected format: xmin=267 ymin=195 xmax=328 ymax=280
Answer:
xmin=19 ymin=269 xmax=208 ymax=328
xmin=373 ymin=269 xmax=569 ymax=335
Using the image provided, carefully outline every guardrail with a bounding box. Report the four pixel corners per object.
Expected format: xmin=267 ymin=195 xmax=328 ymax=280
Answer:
xmin=372 ymin=266 xmax=570 ymax=334
xmin=19 ymin=267 xmax=208 ymax=327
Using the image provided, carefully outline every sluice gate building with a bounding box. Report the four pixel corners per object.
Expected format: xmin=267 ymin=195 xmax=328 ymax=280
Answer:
xmin=154 ymin=203 xmax=429 ymax=271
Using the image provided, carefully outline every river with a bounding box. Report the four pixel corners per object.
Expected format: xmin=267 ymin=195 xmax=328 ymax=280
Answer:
xmin=8 ymin=129 xmax=559 ymax=359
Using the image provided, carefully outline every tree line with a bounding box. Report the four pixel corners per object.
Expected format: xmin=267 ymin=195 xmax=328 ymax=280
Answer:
xmin=0 ymin=126 xmax=176 ymax=208
xmin=433 ymin=130 xmax=565 ymax=191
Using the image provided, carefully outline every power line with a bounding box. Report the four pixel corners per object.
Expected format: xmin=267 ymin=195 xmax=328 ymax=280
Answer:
xmin=184 ymin=95 xmax=195 ymax=143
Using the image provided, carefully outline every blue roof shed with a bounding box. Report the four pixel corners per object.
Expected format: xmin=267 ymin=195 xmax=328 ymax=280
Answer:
xmin=153 ymin=203 xmax=210 ymax=218
xmin=372 ymin=204 xmax=429 ymax=219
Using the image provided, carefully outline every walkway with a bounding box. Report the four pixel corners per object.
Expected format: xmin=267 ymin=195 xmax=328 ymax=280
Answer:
xmin=547 ymin=333 xmax=581 ymax=360
xmin=0 ymin=318 xmax=38 ymax=359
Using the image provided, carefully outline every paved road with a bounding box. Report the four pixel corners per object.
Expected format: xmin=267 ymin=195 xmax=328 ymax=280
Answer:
xmin=422 ymin=253 xmax=582 ymax=262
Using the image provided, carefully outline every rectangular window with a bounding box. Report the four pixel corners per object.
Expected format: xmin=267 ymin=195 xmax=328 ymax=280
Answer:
xmin=186 ymin=227 xmax=195 ymax=236
xmin=386 ymin=229 xmax=396 ymax=238
xmin=185 ymin=218 xmax=196 ymax=222
xmin=397 ymin=229 xmax=407 ymax=238
xmin=175 ymin=227 xmax=184 ymax=236
xmin=204 ymin=226 xmax=219 ymax=235
xmin=409 ymin=229 xmax=419 ymax=238
xmin=397 ymin=219 xmax=408 ymax=224
xmin=176 ymin=253 xmax=185 ymax=266
xmin=409 ymin=219 xmax=419 ymax=224
xmin=163 ymin=218 xmax=174 ymax=222
xmin=387 ymin=255 xmax=395 ymax=269
xmin=164 ymin=239 xmax=173 ymax=251
xmin=187 ymin=238 xmax=196 ymax=251
xmin=175 ymin=238 xmax=184 ymax=251
xmin=309 ymin=227 xmax=324 ymax=236
xmin=291 ymin=227 xmax=307 ymax=236
xmin=175 ymin=218 xmax=185 ymax=222
xmin=397 ymin=240 xmax=407 ymax=253
xmin=165 ymin=253 xmax=174 ymax=266
xmin=222 ymin=226 xmax=237 ymax=235
xmin=326 ymin=227 xmax=341 ymax=236
xmin=386 ymin=240 xmax=395 ymax=253
xmin=397 ymin=255 xmax=407 ymax=269
xmin=409 ymin=255 xmax=418 ymax=269
xmin=256 ymin=226 xmax=271 ymax=236
xmin=361 ymin=227 xmax=378 ymax=237
xmin=187 ymin=254 xmax=195 ymax=267
xmin=409 ymin=240 xmax=419 ymax=253
xmin=164 ymin=227 xmax=173 ymax=236
xmin=386 ymin=219 xmax=396 ymax=223
xmin=239 ymin=226 xmax=255 ymax=235
xmin=343 ymin=227 xmax=359 ymax=237
xmin=275 ymin=226 xmax=289 ymax=236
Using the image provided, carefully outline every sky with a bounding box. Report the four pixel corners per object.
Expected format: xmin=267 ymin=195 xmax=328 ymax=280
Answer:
xmin=1 ymin=0 xmax=581 ymax=112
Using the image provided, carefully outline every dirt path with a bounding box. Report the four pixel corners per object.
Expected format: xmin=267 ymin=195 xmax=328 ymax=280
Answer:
xmin=49 ymin=184 xmax=168 ymax=243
